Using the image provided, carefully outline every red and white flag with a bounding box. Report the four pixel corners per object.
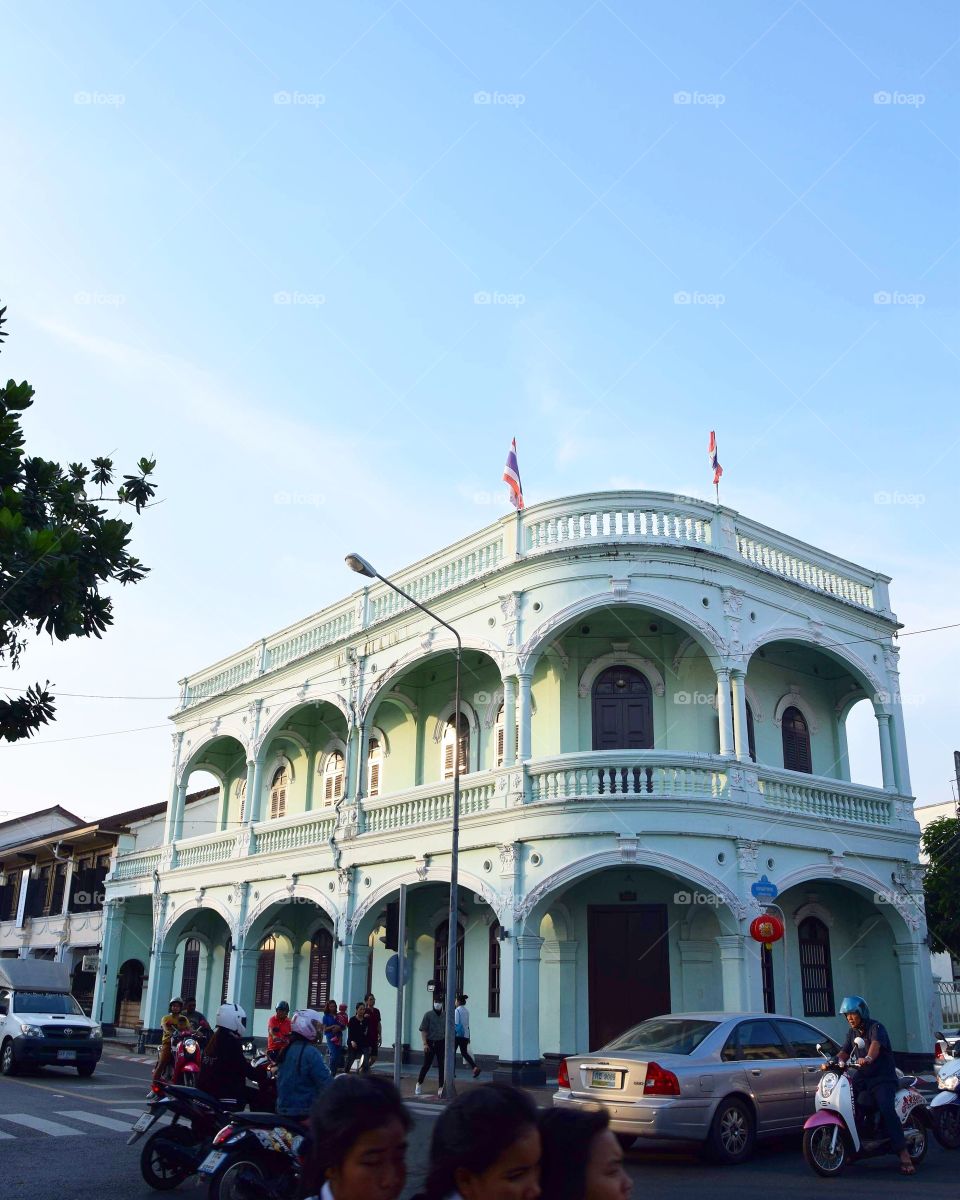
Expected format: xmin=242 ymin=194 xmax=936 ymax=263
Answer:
xmin=708 ymin=431 xmax=723 ymax=486
xmin=503 ymin=438 xmax=524 ymax=511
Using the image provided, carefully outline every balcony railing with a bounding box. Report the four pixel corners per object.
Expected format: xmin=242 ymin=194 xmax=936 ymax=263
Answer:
xmin=528 ymin=751 xmax=729 ymax=802
xmin=362 ymin=772 xmax=498 ymax=835
xmin=757 ymin=765 xmax=893 ymax=826
xmin=178 ymin=492 xmax=891 ymax=710
xmin=937 ymin=981 xmax=960 ymax=1029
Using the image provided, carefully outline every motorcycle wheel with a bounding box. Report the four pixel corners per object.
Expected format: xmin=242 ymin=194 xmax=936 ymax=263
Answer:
xmin=933 ymin=1104 xmax=960 ymax=1150
xmin=904 ymin=1114 xmax=928 ymax=1165
xmin=207 ymin=1156 xmax=267 ymax=1200
xmin=139 ymin=1124 xmax=198 ymax=1191
xmin=802 ymin=1125 xmax=850 ymax=1177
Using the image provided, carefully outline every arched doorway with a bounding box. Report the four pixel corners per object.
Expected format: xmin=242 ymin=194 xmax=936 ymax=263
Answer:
xmin=115 ymin=959 xmax=145 ymax=1027
xmin=591 ymin=666 xmax=653 ymax=750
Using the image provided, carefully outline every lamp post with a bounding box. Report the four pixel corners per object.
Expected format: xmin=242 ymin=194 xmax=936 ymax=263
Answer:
xmin=346 ymin=552 xmax=462 ymax=1098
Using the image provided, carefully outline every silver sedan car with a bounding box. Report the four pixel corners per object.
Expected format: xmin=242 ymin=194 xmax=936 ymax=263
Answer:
xmin=552 ymin=1011 xmax=840 ymax=1164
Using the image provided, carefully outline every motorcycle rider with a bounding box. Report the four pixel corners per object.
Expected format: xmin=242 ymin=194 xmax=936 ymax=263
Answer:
xmin=152 ymin=996 xmax=191 ymax=1084
xmin=198 ymin=1002 xmax=263 ymax=1109
xmin=267 ymin=999 xmax=292 ymax=1062
xmin=835 ymin=995 xmax=914 ymax=1176
xmin=275 ymin=1009 xmax=331 ymax=1121
xmin=182 ymin=995 xmax=211 ymax=1046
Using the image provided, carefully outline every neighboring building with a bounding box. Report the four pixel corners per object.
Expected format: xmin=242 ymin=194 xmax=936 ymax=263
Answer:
xmin=0 ymin=791 xmax=218 ymax=1023
xmin=916 ymin=798 xmax=960 ymax=1030
xmin=100 ymin=491 xmax=935 ymax=1074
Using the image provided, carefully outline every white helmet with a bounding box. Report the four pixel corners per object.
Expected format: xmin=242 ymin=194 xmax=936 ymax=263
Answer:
xmin=216 ymin=1002 xmax=247 ymax=1034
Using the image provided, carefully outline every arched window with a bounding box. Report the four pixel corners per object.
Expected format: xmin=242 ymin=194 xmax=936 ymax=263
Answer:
xmin=798 ymin=916 xmax=834 ymax=1016
xmin=488 ymin=922 xmax=501 ymax=1017
xmin=269 ymin=766 xmax=288 ymax=820
xmin=433 ymin=919 xmax=465 ymax=999
xmin=220 ymin=938 xmax=232 ymax=1005
xmin=180 ymin=937 xmax=200 ymax=1001
xmin=495 ymin=705 xmax=519 ymax=768
xmin=781 ymin=706 xmax=812 ymax=773
xmin=307 ymin=929 xmax=333 ymax=1008
xmin=254 ymin=935 xmax=276 ymax=1009
xmin=441 ymin=714 xmax=469 ymax=780
xmin=367 ymin=738 xmax=383 ymax=798
xmin=591 ymin=666 xmax=653 ymax=750
xmin=321 ymin=752 xmax=345 ymax=805
xmin=235 ymin=777 xmax=247 ymax=823
xmin=746 ymin=701 xmax=757 ymax=762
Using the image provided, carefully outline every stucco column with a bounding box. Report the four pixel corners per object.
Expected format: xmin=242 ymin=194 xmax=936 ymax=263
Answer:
xmin=494 ymin=933 xmax=545 ymax=1084
xmin=716 ymin=668 xmax=734 ymax=756
xmin=144 ymin=949 xmax=178 ymax=1029
xmin=503 ymin=676 xmax=518 ymax=768
xmin=517 ymin=673 xmax=533 ymax=762
xmin=242 ymin=760 xmax=256 ymax=825
xmin=895 ymin=940 xmax=936 ymax=1055
xmin=338 ymin=943 xmax=371 ymax=1011
xmin=230 ymin=946 xmax=260 ymax=1017
xmin=249 ymin=759 xmax=265 ymax=824
xmin=170 ymin=783 xmax=187 ymax=841
xmin=876 ymin=713 xmax=896 ymax=791
xmin=716 ymin=934 xmax=747 ymax=1011
xmin=92 ymin=899 xmax=123 ymax=1027
xmin=730 ymin=669 xmax=749 ymax=761
xmin=542 ymin=940 xmax=578 ymax=1054
xmin=60 ymin=858 xmax=75 ymax=916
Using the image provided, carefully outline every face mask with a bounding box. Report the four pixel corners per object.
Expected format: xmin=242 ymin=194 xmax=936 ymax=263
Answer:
xmin=433 ymin=1002 xmax=443 ymax=1012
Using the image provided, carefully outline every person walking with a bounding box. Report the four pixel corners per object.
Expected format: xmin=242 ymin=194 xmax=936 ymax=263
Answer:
xmin=539 ymin=1108 xmax=632 ymax=1200
xmin=415 ymin=995 xmax=446 ymax=1096
xmin=276 ymin=1009 xmax=332 ymax=1121
xmin=415 ymin=1082 xmax=541 ymax=1200
xmin=363 ymin=993 xmax=382 ymax=1070
xmin=322 ymin=998 xmax=345 ymax=1075
xmin=267 ymin=999 xmax=292 ymax=1062
xmin=454 ymin=994 xmax=481 ymax=1078
xmin=300 ymin=1074 xmax=411 ymax=1200
xmin=346 ymin=1001 xmax=369 ymax=1074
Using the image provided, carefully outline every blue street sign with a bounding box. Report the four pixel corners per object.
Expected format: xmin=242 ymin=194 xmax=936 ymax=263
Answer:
xmin=385 ymin=953 xmax=412 ymax=988
xmin=750 ymin=874 xmax=779 ymax=902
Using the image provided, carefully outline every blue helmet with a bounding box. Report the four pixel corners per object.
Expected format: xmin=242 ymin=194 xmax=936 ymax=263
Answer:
xmin=839 ymin=995 xmax=870 ymax=1023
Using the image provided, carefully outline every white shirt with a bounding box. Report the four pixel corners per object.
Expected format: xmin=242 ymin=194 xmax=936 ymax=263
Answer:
xmin=454 ymin=1004 xmax=470 ymax=1039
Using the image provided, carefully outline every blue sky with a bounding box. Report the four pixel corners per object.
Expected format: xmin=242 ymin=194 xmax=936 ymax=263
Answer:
xmin=0 ymin=0 xmax=957 ymax=819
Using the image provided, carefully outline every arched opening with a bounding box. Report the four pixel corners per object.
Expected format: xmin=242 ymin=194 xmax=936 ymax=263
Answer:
xmin=441 ymin=715 xmax=469 ymax=780
xmin=488 ymin=922 xmax=502 ymax=1017
xmin=367 ymin=738 xmax=383 ymax=798
xmin=269 ymin=766 xmax=288 ymax=820
xmin=591 ymin=665 xmax=653 ymax=751
xmin=321 ymin=751 xmax=346 ymax=805
xmin=221 ymin=938 xmax=232 ymax=1005
xmin=114 ymin=959 xmax=145 ymax=1027
xmin=307 ymin=928 xmax=333 ymax=1008
xmin=254 ymin=935 xmax=277 ymax=1010
xmin=180 ymin=937 xmax=201 ymax=1001
xmin=434 ymin=919 xmax=465 ymax=998
xmin=798 ymin=916 xmax=834 ymax=1017
xmin=781 ymin=706 xmax=812 ymax=774
xmin=178 ymin=733 xmax=247 ymax=835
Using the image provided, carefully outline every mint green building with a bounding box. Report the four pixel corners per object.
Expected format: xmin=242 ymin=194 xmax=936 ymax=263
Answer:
xmin=96 ymin=492 xmax=934 ymax=1077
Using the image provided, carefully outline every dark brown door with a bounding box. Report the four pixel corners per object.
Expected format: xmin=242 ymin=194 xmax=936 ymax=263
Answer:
xmin=588 ymin=905 xmax=670 ymax=1049
xmin=592 ymin=667 xmax=653 ymax=750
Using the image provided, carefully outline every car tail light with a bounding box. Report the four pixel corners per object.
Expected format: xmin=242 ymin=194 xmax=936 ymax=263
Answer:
xmin=643 ymin=1062 xmax=680 ymax=1096
xmin=558 ymin=1059 xmax=570 ymax=1088
xmin=212 ymin=1125 xmax=235 ymax=1146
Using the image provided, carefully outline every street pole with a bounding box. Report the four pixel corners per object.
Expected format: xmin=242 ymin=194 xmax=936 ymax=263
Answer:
xmin=345 ymin=553 xmax=463 ymax=1098
xmin=393 ymin=882 xmax=407 ymax=1088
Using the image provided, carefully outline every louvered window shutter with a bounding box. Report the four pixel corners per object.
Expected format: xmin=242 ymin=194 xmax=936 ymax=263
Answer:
xmin=496 ymin=722 xmax=505 ymax=767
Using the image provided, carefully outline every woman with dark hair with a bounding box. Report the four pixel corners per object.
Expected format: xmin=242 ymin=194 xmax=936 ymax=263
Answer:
xmin=420 ymin=1082 xmax=540 ymax=1200
xmin=538 ymin=1109 xmax=632 ymax=1200
xmin=301 ymin=1074 xmax=410 ymax=1200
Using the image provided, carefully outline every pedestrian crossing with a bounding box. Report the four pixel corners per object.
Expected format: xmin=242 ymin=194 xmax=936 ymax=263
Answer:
xmin=0 ymin=1106 xmax=153 ymax=1140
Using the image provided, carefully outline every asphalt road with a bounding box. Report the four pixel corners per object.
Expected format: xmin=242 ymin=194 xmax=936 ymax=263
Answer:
xmin=0 ymin=1050 xmax=952 ymax=1199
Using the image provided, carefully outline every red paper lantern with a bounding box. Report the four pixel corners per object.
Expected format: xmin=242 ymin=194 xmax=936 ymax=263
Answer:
xmin=750 ymin=914 xmax=784 ymax=946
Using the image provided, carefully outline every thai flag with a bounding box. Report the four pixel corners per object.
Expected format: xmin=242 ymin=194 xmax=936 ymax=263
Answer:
xmin=503 ymin=438 xmax=524 ymax=511
xmin=708 ymin=431 xmax=723 ymax=486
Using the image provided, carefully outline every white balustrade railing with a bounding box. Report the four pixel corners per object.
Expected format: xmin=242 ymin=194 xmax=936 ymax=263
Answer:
xmin=529 ymin=752 xmax=729 ymax=802
xmin=255 ymin=815 xmax=336 ymax=857
xmin=178 ymin=493 xmax=888 ymax=709
xmin=174 ymin=832 xmax=237 ymax=870
xmin=936 ymin=982 xmax=960 ymax=1028
xmin=757 ymin=767 xmax=892 ymax=826
xmin=113 ymin=850 xmax=162 ymax=880
xmin=362 ymin=773 xmax=498 ymax=835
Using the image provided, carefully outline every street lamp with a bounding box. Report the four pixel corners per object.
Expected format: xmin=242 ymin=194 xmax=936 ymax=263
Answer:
xmin=346 ymin=551 xmax=462 ymax=1098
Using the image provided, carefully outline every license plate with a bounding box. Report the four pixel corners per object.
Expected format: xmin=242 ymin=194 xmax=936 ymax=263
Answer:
xmin=56 ymin=1050 xmax=77 ymax=1062
xmin=591 ymin=1069 xmax=616 ymax=1088
xmin=199 ymin=1150 xmax=227 ymax=1175
xmin=126 ymin=1113 xmax=157 ymax=1145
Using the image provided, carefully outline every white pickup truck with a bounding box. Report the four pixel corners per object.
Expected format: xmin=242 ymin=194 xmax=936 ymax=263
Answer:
xmin=0 ymin=958 xmax=103 ymax=1077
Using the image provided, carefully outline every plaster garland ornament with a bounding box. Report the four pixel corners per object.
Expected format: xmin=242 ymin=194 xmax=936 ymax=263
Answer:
xmin=619 ymin=837 xmax=640 ymax=863
xmin=721 ymin=587 xmax=744 ymax=618
xmin=828 ymin=852 xmax=845 ymax=876
xmin=735 ymin=840 xmax=760 ymax=874
xmin=415 ymin=855 xmax=430 ymax=882
xmin=234 ymin=826 xmax=253 ymax=858
xmin=285 ymin=873 xmax=299 ymax=899
xmin=336 ymin=866 xmax=353 ymax=896
xmin=194 ymin=887 xmax=205 ymax=908
xmin=498 ymin=842 xmax=520 ymax=872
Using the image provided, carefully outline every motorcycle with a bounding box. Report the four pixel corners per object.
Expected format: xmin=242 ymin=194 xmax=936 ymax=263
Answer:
xmin=128 ymin=1081 xmax=242 ymax=1191
xmin=170 ymin=1029 xmax=204 ymax=1086
xmin=802 ymin=1038 xmax=929 ymax=1177
xmin=198 ymin=1111 xmax=308 ymax=1200
xmin=930 ymin=1037 xmax=960 ymax=1150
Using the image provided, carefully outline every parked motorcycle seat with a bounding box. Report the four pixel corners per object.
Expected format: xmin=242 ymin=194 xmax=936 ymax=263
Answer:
xmin=231 ymin=1111 xmax=306 ymax=1133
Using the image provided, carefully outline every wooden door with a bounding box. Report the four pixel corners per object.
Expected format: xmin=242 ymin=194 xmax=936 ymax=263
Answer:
xmin=588 ymin=905 xmax=670 ymax=1050
xmin=591 ymin=667 xmax=653 ymax=750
